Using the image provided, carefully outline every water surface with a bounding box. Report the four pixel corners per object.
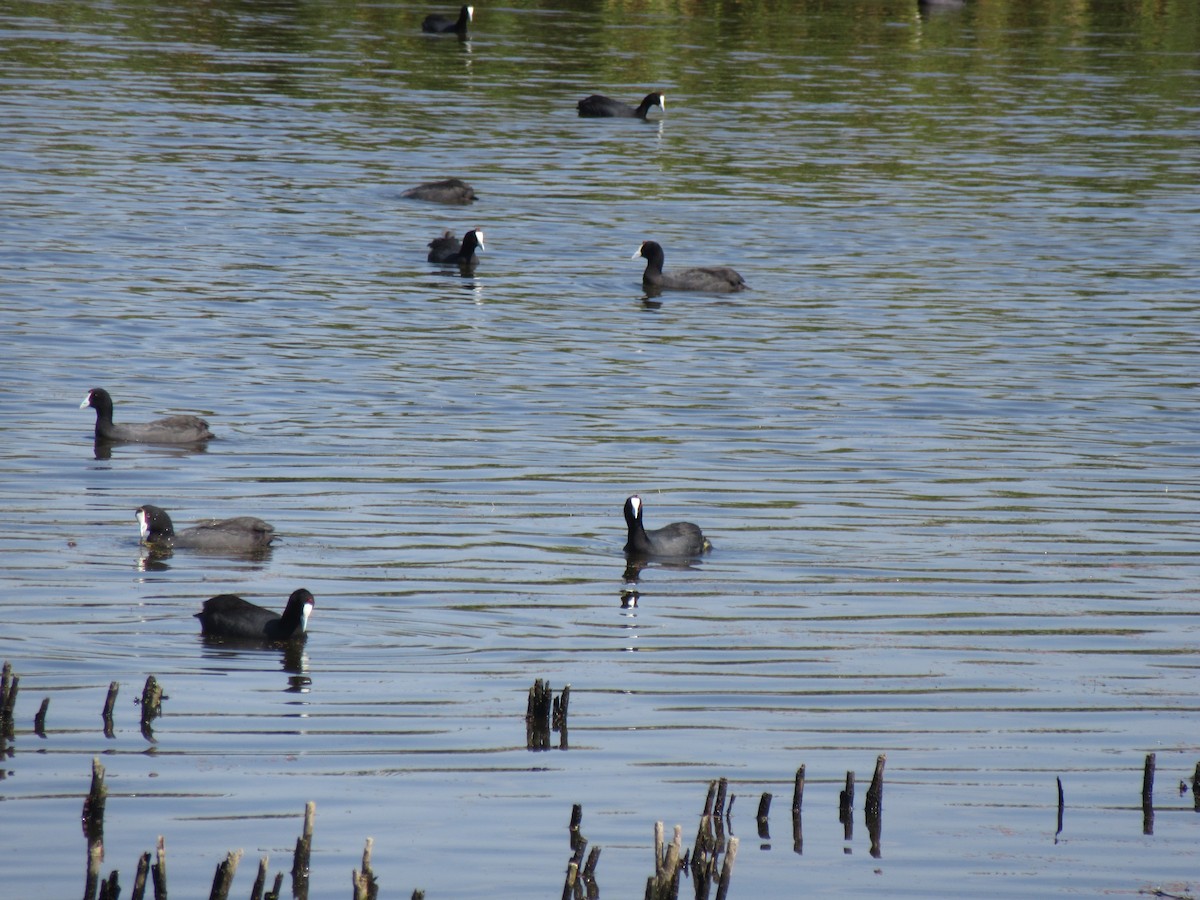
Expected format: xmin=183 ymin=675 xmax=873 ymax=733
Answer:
xmin=2 ymin=1 xmax=1200 ymax=897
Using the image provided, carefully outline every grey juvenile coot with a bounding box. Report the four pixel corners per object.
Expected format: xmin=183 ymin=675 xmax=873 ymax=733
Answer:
xmin=427 ymin=228 xmax=485 ymax=267
xmin=422 ymin=4 xmax=472 ymax=34
xmin=577 ymin=92 xmax=665 ymax=119
xmin=81 ymin=387 xmax=214 ymax=444
xmin=633 ymin=240 xmax=747 ymax=294
xmin=195 ymin=589 xmax=314 ymax=642
xmin=402 ymin=178 xmax=476 ymax=205
xmin=623 ymin=495 xmax=712 ymax=560
xmin=137 ymin=504 xmax=275 ymax=553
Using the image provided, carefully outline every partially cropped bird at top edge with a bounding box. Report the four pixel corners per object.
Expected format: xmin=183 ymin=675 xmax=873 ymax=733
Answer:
xmin=422 ymin=4 xmax=472 ymax=35
xmin=195 ymin=589 xmax=314 ymax=642
xmin=80 ymin=387 xmax=214 ymax=444
xmin=402 ymin=178 xmax=476 ymax=205
xmin=577 ymin=92 xmax=665 ymax=119
xmin=623 ymin=495 xmax=712 ymax=560
xmin=427 ymin=228 xmax=485 ymax=268
xmin=137 ymin=504 xmax=276 ymax=554
xmin=632 ymin=240 xmax=747 ymax=294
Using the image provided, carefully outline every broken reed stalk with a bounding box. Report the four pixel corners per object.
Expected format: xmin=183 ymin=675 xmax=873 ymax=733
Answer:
xmin=839 ymin=771 xmax=855 ymax=840
xmin=292 ymin=801 xmax=315 ymax=900
xmin=208 ymin=849 xmax=242 ymax=900
xmin=131 ymin=851 xmax=150 ymax=900
xmin=568 ymin=803 xmax=584 ymax=850
xmin=1142 ymin=752 xmax=1156 ymax=836
xmin=1142 ymin=752 xmax=1155 ymax=806
xmin=98 ymin=870 xmax=120 ymax=900
xmin=140 ymin=676 xmax=163 ymax=740
xmin=1192 ymin=762 xmax=1200 ymax=811
xmin=83 ymin=756 xmax=108 ymax=900
xmin=250 ymin=856 xmax=268 ymax=900
xmin=1 ymin=660 xmax=18 ymax=737
xmin=352 ymin=837 xmax=379 ymax=900
xmin=103 ymin=681 xmax=119 ymax=738
xmin=755 ymin=792 xmax=772 ymax=823
xmin=34 ymin=696 xmax=49 ymax=736
xmin=792 ymin=765 xmax=805 ymax=814
xmin=553 ymin=684 xmax=570 ymax=729
xmin=713 ymin=836 xmax=739 ymax=900
xmin=1054 ymin=776 xmax=1065 ymax=843
xmin=756 ymin=792 xmax=772 ymax=839
xmin=714 ymin=778 xmax=729 ymax=819
xmin=152 ymin=836 xmax=168 ymax=900
xmin=865 ymin=754 xmax=886 ymax=817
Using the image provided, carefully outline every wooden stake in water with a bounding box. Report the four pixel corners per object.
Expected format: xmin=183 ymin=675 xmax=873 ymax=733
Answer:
xmin=352 ymin=837 xmax=378 ymax=900
xmin=292 ymin=801 xmax=315 ymax=900
xmin=102 ymin=682 xmax=119 ymax=739
xmin=208 ymin=849 xmax=242 ymax=900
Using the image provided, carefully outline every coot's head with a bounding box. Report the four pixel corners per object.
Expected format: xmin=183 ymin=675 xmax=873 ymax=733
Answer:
xmin=290 ymin=588 xmax=316 ymax=635
xmin=463 ymin=229 xmax=485 ymax=253
xmin=641 ymin=92 xmax=666 ymax=114
xmin=80 ymin=387 xmax=113 ymax=414
xmin=624 ymin=495 xmax=644 ymax=526
xmin=136 ymin=504 xmax=174 ymax=541
xmin=632 ymin=241 xmax=665 ymax=266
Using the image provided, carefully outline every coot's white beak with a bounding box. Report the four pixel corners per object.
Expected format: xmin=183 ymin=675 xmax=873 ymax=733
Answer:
xmin=136 ymin=508 xmax=149 ymax=541
xmin=79 ymin=393 xmax=91 ymax=408
xmin=631 ymin=246 xmax=643 ymax=260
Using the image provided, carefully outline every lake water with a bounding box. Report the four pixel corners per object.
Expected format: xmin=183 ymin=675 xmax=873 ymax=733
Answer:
xmin=2 ymin=0 xmax=1200 ymax=897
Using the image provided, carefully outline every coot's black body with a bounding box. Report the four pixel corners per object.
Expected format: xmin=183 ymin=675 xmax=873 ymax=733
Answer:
xmin=427 ymin=228 xmax=485 ymax=268
xmin=402 ymin=178 xmax=476 ymax=205
xmin=137 ymin=504 xmax=275 ymax=553
xmin=623 ymin=495 xmax=712 ymax=560
xmin=633 ymin=241 xmax=747 ymax=294
xmin=422 ymin=4 xmax=472 ymax=34
xmin=577 ymin=92 xmax=665 ymax=119
xmin=195 ymin=589 xmax=314 ymax=642
xmin=81 ymin=388 xmax=214 ymax=444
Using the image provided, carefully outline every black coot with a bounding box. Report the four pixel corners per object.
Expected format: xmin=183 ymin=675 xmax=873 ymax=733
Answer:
xmin=81 ymin=388 xmax=214 ymax=444
xmin=402 ymin=178 xmax=476 ymax=205
xmin=422 ymin=4 xmax=472 ymax=34
xmin=195 ymin=589 xmax=314 ymax=641
xmin=137 ymin=504 xmax=275 ymax=553
xmin=633 ymin=241 xmax=747 ymax=294
xmin=427 ymin=228 xmax=484 ymax=268
xmin=623 ymin=495 xmax=712 ymax=560
xmin=577 ymin=92 xmax=665 ymax=119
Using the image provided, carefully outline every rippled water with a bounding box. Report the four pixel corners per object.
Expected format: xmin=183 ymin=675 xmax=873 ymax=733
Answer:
xmin=3 ymin=1 xmax=1200 ymax=897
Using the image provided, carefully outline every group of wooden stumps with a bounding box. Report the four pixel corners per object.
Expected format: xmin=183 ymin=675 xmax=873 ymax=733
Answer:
xmin=6 ymin=661 xmax=1200 ymax=898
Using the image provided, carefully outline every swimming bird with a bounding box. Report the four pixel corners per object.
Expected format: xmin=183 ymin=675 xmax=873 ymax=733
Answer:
xmin=427 ymin=228 xmax=485 ymax=268
xmin=137 ymin=504 xmax=275 ymax=553
xmin=632 ymin=240 xmax=747 ymax=294
xmin=81 ymin=387 xmax=214 ymax=444
xmin=402 ymin=178 xmax=476 ymax=205
xmin=195 ymin=589 xmax=314 ymax=642
xmin=422 ymin=4 xmax=472 ymax=35
xmin=623 ymin=495 xmax=712 ymax=560
xmin=577 ymin=92 xmax=665 ymax=119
